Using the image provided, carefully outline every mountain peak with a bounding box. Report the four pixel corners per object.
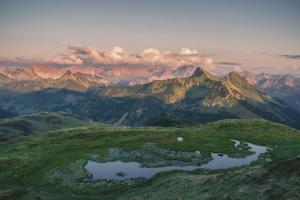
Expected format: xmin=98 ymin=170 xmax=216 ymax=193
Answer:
xmin=189 ymin=67 xmax=219 ymax=81
xmin=226 ymin=71 xmax=269 ymax=102
xmin=190 ymin=67 xmax=204 ymax=77
xmin=228 ymin=71 xmax=243 ymax=79
xmin=60 ymin=70 xmax=76 ymax=80
xmin=227 ymin=71 xmax=254 ymax=88
xmin=31 ymin=64 xmax=64 ymax=79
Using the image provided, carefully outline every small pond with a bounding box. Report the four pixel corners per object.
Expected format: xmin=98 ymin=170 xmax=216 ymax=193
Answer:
xmin=85 ymin=140 xmax=268 ymax=181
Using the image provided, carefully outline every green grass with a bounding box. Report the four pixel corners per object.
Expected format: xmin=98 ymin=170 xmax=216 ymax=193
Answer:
xmin=150 ymin=113 xmax=198 ymax=127
xmin=0 ymin=112 xmax=92 ymax=141
xmin=0 ymin=119 xmax=299 ymax=199
xmin=118 ymin=157 xmax=300 ymax=200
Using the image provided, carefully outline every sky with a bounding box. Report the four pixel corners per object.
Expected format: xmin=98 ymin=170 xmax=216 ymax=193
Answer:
xmin=0 ymin=0 xmax=299 ymax=75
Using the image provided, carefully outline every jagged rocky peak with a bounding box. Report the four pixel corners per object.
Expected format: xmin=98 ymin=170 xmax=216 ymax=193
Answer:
xmin=59 ymin=70 xmax=77 ymax=80
xmin=190 ymin=67 xmax=204 ymax=78
xmin=227 ymin=71 xmax=248 ymax=83
xmin=63 ymin=70 xmax=74 ymax=77
xmin=190 ymin=67 xmax=219 ymax=81
xmin=227 ymin=72 xmax=254 ymax=90
xmin=228 ymin=71 xmax=242 ymax=78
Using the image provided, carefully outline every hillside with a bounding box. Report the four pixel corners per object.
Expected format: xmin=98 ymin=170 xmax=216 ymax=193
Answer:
xmin=150 ymin=113 xmax=199 ymax=127
xmin=0 ymin=112 xmax=91 ymax=141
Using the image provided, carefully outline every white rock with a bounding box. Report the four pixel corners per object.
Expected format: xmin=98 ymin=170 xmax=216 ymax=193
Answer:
xmin=177 ymin=137 xmax=184 ymax=142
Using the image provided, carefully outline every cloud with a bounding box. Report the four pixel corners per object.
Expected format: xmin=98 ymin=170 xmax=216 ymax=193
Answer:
xmin=203 ymin=57 xmax=214 ymax=66
xmin=110 ymin=47 xmax=124 ymax=61
xmin=46 ymin=46 xmax=212 ymax=68
xmin=179 ymin=48 xmax=198 ymax=55
xmin=278 ymin=54 xmax=300 ymax=60
xmin=216 ymin=61 xmax=241 ymax=66
xmin=47 ymin=52 xmax=83 ymax=65
xmin=0 ymin=46 xmax=215 ymax=74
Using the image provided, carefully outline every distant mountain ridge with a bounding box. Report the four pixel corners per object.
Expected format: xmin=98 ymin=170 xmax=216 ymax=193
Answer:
xmin=0 ymin=64 xmax=198 ymax=92
xmin=240 ymin=71 xmax=300 ymax=91
xmin=240 ymin=71 xmax=300 ymax=112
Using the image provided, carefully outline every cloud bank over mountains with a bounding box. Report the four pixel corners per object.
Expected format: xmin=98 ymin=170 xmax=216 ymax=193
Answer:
xmin=46 ymin=46 xmax=215 ymax=69
xmin=0 ymin=46 xmax=299 ymax=77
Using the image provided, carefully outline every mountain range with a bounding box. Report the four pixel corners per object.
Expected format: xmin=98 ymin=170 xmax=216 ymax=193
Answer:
xmin=0 ymin=64 xmax=197 ymax=92
xmin=240 ymin=71 xmax=300 ymax=112
xmin=0 ymin=66 xmax=299 ymax=129
xmin=0 ymin=65 xmax=300 ymax=102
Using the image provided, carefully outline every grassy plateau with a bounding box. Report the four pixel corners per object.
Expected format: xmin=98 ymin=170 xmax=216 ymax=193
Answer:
xmin=0 ymin=119 xmax=299 ymax=199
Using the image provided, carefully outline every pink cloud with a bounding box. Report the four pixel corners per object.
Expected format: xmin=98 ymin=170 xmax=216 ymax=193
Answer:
xmin=46 ymin=46 xmax=213 ymax=69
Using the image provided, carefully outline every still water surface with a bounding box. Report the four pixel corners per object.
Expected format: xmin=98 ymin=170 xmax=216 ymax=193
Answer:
xmin=85 ymin=140 xmax=268 ymax=181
